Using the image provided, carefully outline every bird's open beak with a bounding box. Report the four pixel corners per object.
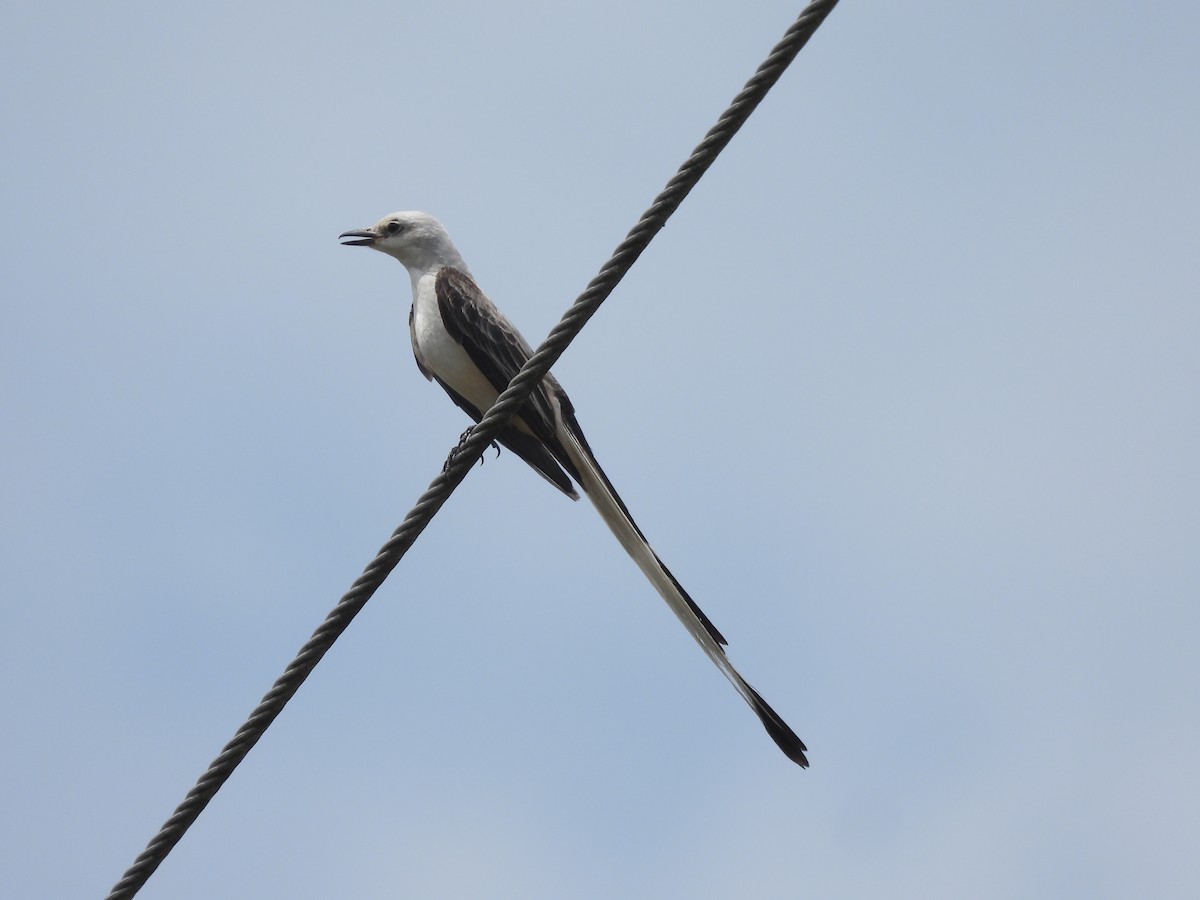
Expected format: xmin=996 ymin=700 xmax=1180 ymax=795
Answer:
xmin=339 ymin=228 xmax=378 ymax=247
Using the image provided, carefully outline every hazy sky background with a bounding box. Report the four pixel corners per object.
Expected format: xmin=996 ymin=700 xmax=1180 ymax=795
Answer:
xmin=3 ymin=2 xmax=1198 ymax=898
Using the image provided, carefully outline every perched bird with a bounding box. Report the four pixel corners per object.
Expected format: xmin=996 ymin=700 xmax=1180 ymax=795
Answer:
xmin=340 ymin=211 xmax=807 ymax=766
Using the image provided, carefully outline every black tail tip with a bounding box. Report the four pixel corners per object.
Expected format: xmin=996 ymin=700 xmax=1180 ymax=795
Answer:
xmin=748 ymin=685 xmax=809 ymax=768
xmin=764 ymin=717 xmax=810 ymax=768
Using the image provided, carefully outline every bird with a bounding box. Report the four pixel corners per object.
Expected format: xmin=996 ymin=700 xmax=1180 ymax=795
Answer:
xmin=339 ymin=211 xmax=808 ymax=767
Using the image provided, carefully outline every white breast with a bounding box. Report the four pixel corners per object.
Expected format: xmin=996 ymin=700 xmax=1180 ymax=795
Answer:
xmin=410 ymin=270 xmax=501 ymax=414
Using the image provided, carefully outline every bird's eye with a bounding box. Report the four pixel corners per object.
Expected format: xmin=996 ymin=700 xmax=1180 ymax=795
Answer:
xmin=385 ymin=220 xmax=404 ymax=236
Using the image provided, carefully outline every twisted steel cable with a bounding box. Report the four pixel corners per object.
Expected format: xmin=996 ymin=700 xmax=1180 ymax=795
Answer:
xmin=104 ymin=2 xmax=839 ymax=896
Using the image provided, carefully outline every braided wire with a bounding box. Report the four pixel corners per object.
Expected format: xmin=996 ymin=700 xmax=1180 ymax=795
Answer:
xmin=104 ymin=3 xmax=839 ymax=897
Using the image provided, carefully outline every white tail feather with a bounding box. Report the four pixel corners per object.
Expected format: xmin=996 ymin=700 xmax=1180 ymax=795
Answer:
xmin=557 ymin=424 xmax=763 ymax=712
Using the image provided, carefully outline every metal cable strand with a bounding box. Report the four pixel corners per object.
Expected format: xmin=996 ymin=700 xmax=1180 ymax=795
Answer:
xmin=104 ymin=2 xmax=838 ymax=897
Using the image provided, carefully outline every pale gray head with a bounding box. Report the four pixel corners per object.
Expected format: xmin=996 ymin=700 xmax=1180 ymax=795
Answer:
xmin=339 ymin=210 xmax=468 ymax=275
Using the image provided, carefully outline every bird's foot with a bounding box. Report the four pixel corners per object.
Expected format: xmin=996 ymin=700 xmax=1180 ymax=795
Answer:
xmin=443 ymin=426 xmax=501 ymax=473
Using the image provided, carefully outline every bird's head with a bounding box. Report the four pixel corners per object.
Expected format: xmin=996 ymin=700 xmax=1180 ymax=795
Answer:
xmin=339 ymin=211 xmax=465 ymax=274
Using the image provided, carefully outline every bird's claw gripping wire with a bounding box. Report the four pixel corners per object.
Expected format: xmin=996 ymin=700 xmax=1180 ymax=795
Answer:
xmin=443 ymin=426 xmax=501 ymax=473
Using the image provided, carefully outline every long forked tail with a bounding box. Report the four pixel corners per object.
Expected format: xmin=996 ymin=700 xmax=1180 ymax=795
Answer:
xmin=555 ymin=417 xmax=808 ymax=767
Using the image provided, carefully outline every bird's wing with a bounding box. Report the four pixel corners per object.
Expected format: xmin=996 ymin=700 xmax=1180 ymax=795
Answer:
xmin=434 ymin=266 xmax=579 ymax=497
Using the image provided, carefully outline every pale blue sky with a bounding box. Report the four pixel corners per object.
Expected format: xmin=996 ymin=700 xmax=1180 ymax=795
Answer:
xmin=3 ymin=2 xmax=1198 ymax=898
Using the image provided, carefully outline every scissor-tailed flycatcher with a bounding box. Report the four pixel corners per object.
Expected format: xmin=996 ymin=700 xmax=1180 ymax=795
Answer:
xmin=340 ymin=211 xmax=807 ymax=766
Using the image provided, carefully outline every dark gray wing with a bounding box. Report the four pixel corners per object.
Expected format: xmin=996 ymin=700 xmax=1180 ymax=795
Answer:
xmin=434 ymin=266 xmax=581 ymax=496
